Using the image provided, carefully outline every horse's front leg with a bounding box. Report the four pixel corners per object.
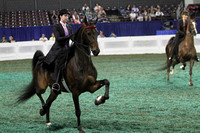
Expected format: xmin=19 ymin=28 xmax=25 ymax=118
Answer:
xmin=88 ymin=79 xmax=110 ymax=105
xmin=189 ymin=59 xmax=195 ymax=86
xmin=167 ymin=58 xmax=171 ymax=82
xmin=72 ymin=94 xmax=85 ymax=133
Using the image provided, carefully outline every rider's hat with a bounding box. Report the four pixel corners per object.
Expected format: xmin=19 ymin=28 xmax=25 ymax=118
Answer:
xmin=182 ymin=11 xmax=189 ymax=16
xmin=59 ymin=9 xmax=70 ymax=17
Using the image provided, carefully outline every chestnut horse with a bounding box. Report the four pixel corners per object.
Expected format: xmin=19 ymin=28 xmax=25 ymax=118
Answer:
xmin=165 ymin=19 xmax=198 ymax=85
xmin=17 ymin=17 xmax=110 ymax=133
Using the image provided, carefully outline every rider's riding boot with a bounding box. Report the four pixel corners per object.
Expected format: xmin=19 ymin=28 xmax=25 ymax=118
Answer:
xmin=51 ymin=65 xmax=61 ymax=94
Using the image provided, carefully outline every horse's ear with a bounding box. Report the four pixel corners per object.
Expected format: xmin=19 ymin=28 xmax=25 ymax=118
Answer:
xmin=83 ymin=16 xmax=88 ymax=25
xmin=95 ymin=17 xmax=98 ymax=25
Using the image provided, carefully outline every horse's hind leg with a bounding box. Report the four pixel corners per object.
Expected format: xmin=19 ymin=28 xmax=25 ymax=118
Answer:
xmin=189 ymin=59 xmax=194 ymax=86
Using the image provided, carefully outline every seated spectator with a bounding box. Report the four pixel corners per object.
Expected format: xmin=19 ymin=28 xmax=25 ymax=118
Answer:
xmin=132 ymin=5 xmax=139 ymax=13
xmin=126 ymin=4 xmax=132 ymax=13
xmin=150 ymin=5 xmax=156 ymax=13
xmin=72 ymin=11 xmax=81 ymax=24
xmin=109 ymin=32 xmax=117 ymax=38
xmin=0 ymin=35 xmax=7 ymax=43
xmin=155 ymin=4 xmax=161 ymax=11
xmin=98 ymin=31 xmax=105 ymax=38
xmin=51 ymin=10 xmax=58 ymax=20
xmin=155 ymin=9 xmax=164 ymax=17
xmin=39 ymin=34 xmax=48 ymax=42
xmin=98 ymin=7 xmax=106 ymax=18
xmin=137 ymin=11 xmax=144 ymax=21
xmin=8 ymin=36 xmax=16 ymax=43
xmin=49 ymin=33 xmax=55 ymax=41
xmin=129 ymin=10 xmax=137 ymax=21
xmin=149 ymin=10 xmax=156 ymax=20
xmin=143 ymin=9 xmax=151 ymax=21
xmin=82 ymin=3 xmax=89 ymax=12
xmin=162 ymin=21 xmax=175 ymax=30
xmin=85 ymin=9 xmax=93 ymax=20
xmin=94 ymin=3 xmax=101 ymax=12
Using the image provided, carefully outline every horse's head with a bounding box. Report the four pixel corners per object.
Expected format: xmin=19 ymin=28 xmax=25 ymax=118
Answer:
xmin=188 ymin=19 xmax=198 ymax=36
xmin=74 ymin=16 xmax=100 ymax=56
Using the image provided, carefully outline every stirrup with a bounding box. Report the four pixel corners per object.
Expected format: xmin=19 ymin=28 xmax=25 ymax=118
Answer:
xmin=52 ymin=83 xmax=61 ymax=94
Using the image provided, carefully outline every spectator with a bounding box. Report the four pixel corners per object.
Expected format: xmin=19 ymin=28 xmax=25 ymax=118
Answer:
xmin=132 ymin=5 xmax=139 ymax=13
xmin=126 ymin=4 xmax=132 ymax=13
xmin=143 ymin=9 xmax=150 ymax=21
xmin=8 ymin=36 xmax=16 ymax=43
xmin=129 ymin=10 xmax=137 ymax=21
xmin=162 ymin=21 xmax=174 ymax=30
xmin=39 ymin=34 xmax=48 ymax=42
xmin=49 ymin=33 xmax=55 ymax=41
xmin=0 ymin=35 xmax=7 ymax=43
xmin=98 ymin=7 xmax=106 ymax=18
xmin=72 ymin=11 xmax=81 ymax=24
xmin=155 ymin=9 xmax=164 ymax=17
xmin=51 ymin=10 xmax=58 ymax=20
xmin=149 ymin=10 xmax=156 ymax=20
xmin=98 ymin=31 xmax=105 ymax=38
xmin=82 ymin=3 xmax=89 ymax=12
xmin=94 ymin=3 xmax=101 ymax=12
xmin=85 ymin=9 xmax=93 ymax=20
xmin=137 ymin=11 xmax=144 ymax=21
xmin=109 ymin=32 xmax=117 ymax=38
xmin=156 ymin=5 xmax=161 ymax=11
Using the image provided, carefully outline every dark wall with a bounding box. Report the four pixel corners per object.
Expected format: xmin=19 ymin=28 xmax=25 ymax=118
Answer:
xmin=0 ymin=0 xmax=4 ymax=12
xmin=1 ymin=0 xmax=184 ymax=12
xmin=37 ymin=0 xmax=60 ymax=10
xmin=5 ymin=0 xmax=35 ymax=11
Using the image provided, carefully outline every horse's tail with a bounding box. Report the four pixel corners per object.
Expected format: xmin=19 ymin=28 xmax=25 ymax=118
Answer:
xmin=16 ymin=50 xmax=44 ymax=104
xmin=32 ymin=50 xmax=44 ymax=71
xmin=157 ymin=63 xmax=167 ymax=71
xmin=16 ymin=80 xmax=36 ymax=103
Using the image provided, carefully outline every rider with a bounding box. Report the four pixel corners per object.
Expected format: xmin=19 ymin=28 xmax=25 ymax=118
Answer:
xmin=169 ymin=11 xmax=199 ymax=62
xmin=43 ymin=9 xmax=73 ymax=94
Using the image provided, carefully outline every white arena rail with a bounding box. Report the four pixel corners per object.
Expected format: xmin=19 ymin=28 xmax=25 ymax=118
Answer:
xmin=0 ymin=34 xmax=200 ymax=61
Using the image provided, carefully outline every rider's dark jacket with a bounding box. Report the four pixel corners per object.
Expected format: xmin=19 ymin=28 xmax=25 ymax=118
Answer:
xmin=171 ymin=19 xmax=188 ymax=55
xmin=44 ymin=22 xmax=73 ymax=65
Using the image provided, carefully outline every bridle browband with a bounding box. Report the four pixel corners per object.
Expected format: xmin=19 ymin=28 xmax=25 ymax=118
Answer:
xmin=85 ymin=26 xmax=96 ymax=29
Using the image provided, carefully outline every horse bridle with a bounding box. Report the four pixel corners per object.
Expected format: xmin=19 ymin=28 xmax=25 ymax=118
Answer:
xmin=73 ymin=24 xmax=98 ymax=57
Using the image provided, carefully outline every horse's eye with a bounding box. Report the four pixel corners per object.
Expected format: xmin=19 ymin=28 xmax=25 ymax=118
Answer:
xmin=88 ymin=33 xmax=91 ymax=36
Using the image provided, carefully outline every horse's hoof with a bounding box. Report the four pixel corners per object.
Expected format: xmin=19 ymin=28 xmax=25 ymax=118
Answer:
xmin=78 ymin=125 xmax=85 ymax=133
xmin=40 ymin=109 xmax=46 ymax=116
xmin=180 ymin=65 xmax=185 ymax=70
xmin=170 ymin=70 xmax=174 ymax=75
xmin=189 ymin=82 xmax=193 ymax=86
xmin=46 ymin=122 xmax=52 ymax=127
xmin=95 ymin=96 xmax=105 ymax=105
xmin=79 ymin=130 xmax=85 ymax=133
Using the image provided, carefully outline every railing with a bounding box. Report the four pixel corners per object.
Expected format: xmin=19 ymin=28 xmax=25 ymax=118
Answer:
xmin=1 ymin=34 xmax=200 ymax=61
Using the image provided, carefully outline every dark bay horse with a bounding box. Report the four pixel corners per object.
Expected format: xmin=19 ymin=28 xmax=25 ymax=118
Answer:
xmin=17 ymin=17 xmax=110 ymax=133
xmin=165 ymin=19 xmax=198 ymax=85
